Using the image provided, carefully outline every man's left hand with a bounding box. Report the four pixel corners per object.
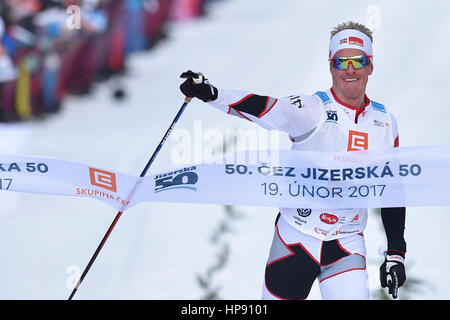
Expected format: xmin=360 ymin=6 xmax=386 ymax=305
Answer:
xmin=380 ymin=251 xmax=406 ymax=299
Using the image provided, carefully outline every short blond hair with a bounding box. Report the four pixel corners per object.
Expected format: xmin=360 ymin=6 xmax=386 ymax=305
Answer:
xmin=331 ymin=21 xmax=373 ymax=42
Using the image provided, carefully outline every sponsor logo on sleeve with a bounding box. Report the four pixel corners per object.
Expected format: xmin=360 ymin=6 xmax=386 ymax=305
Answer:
xmin=288 ymin=95 xmax=304 ymax=109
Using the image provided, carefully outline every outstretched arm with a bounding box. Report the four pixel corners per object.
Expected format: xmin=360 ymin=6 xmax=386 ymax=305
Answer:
xmin=179 ymin=70 xmax=322 ymax=138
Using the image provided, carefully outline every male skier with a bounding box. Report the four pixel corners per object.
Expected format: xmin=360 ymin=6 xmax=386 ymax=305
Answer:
xmin=179 ymin=21 xmax=406 ymax=300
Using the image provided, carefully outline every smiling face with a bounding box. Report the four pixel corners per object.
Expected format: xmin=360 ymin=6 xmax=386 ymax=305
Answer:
xmin=330 ymin=48 xmax=373 ymax=108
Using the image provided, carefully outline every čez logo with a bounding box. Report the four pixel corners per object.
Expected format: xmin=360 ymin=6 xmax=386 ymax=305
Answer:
xmin=154 ymin=166 xmax=198 ymax=193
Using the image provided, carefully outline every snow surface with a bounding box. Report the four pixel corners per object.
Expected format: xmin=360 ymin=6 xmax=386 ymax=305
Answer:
xmin=1 ymin=0 xmax=450 ymax=299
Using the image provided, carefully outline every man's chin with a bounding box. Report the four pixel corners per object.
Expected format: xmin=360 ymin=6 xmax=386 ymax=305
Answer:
xmin=340 ymin=85 xmax=363 ymax=99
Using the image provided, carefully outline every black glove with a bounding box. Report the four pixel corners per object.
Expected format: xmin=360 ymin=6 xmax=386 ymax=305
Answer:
xmin=380 ymin=250 xmax=406 ymax=299
xmin=179 ymin=70 xmax=218 ymax=102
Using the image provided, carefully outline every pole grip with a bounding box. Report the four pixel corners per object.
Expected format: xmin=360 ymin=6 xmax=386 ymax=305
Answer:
xmin=185 ymin=97 xmax=192 ymax=103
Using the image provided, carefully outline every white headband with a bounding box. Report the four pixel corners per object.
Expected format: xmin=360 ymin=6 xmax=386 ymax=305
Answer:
xmin=329 ymin=29 xmax=373 ymax=59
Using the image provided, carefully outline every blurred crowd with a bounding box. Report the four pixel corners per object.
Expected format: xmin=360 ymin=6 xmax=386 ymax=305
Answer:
xmin=0 ymin=0 xmax=220 ymax=123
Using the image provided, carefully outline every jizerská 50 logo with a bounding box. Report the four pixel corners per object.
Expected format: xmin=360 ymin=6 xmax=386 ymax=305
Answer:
xmin=154 ymin=166 xmax=198 ymax=193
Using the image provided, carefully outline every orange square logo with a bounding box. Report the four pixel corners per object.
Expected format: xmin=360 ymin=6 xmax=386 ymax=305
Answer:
xmin=348 ymin=130 xmax=368 ymax=151
xmin=89 ymin=168 xmax=117 ymax=193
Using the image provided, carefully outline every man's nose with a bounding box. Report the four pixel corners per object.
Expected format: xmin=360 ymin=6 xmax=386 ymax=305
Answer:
xmin=346 ymin=62 xmax=356 ymax=73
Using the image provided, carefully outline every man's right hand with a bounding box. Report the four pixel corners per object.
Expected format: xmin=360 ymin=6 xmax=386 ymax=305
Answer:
xmin=179 ymin=70 xmax=218 ymax=102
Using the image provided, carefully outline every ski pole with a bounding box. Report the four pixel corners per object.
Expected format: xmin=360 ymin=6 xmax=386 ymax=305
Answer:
xmin=68 ymin=96 xmax=192 ymax=300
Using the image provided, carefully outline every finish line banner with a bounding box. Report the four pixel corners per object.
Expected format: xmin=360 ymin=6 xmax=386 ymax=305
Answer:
xmin=1 ymin=146 xmax=449 ymax=210
xmin=0 ymin=155 xmax=139 ymax=210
